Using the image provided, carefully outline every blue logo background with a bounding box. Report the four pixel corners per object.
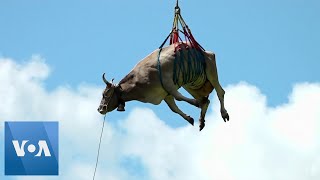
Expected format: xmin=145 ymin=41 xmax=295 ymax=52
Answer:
xmin=5 ymin=122 xmax=59 ymax=175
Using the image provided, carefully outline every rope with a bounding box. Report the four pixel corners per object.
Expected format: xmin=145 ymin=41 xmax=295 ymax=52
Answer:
xmin=93 ymin=115 xmax=106 ymax=180
xmin=157 ymin=0 xmax=206 ymax=88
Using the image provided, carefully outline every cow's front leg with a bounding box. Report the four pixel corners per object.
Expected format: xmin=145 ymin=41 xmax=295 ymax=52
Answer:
xmin=166 ymin=89 xmax=200 ymax=107
xmin=164 ymin=95 xmax=194 ymax=126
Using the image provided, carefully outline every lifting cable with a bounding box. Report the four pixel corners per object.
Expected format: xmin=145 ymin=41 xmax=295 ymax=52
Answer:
xmin=92 ymin=115 xmax=106 ymax=180
xmin=158 ymin=0 xmax=206 ymax=87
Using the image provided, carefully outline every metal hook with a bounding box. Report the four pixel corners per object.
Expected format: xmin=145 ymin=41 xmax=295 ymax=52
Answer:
xmin=175 ymin=0 xmax=180 ymax=14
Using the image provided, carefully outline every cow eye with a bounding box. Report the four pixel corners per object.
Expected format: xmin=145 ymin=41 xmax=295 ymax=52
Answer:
xmin=103 ymin=89 xmax=112 ymax=98
xmin=103 ymin=91 xmax=108 ymax=97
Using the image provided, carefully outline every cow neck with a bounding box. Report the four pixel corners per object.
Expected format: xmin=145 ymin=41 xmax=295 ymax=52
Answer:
xmin=117 ymin=82 xmax=131 ymax=102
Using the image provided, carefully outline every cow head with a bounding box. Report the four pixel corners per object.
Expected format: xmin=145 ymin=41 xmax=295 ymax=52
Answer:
xmin=97 ymin=73 xmax=121 ymax=114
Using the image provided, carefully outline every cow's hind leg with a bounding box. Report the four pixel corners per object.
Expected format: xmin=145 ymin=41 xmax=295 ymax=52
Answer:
xmin=199 ymin=97 xmax=210 ymax=131
xmin=184 ymin=87 xmax=211 ymax=131
xmin=164 ymin=95 xmax=194 ymax=126
xmin=205 ymin=52 xmax=229 ymax=122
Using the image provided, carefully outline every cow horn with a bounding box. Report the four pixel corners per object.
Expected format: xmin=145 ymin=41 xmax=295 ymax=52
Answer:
xmin=102 ymin=73 xmax=110 ymax=85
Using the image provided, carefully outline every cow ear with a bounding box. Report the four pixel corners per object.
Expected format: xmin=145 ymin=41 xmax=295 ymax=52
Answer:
xmin=107 ymin=83 xmax=112 ymax=88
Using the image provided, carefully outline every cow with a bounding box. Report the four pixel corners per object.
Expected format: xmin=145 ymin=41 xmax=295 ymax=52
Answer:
xmin=97 ymin=43 xmax=229 ymax=131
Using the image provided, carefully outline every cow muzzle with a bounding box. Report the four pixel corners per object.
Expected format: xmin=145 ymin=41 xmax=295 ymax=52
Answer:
xmin=97 ymin=105 xmax=107 ymax=114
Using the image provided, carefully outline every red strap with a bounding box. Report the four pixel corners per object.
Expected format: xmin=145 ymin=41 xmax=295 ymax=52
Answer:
xmin=170 ymin=31 xmax=179 ymax=45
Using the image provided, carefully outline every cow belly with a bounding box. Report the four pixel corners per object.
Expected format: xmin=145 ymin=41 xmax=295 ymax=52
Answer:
xmin=135 ymin=85 xmax=167 ymax=105
xmin=139 ymin=92 xmax=166 ymax=105
xmin=184 ymin=80 xmax=213 ymax=99
xmin=184 ymin=73 xmax=207 ymax=90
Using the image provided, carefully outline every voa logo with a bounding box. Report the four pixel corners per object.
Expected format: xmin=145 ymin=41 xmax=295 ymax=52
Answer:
xmin=5 ymin=122 xmax=59 ymax=176
xmin=12 ymin=140 xmax=51 ymax=157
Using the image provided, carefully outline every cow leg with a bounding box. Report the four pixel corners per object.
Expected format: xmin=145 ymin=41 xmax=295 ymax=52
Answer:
xmin=199 ymin=97 xmax=210 ymax=131
xmin=184 ymin=87 xmax=211 ymax=131
xmin=165 ymin=88 xmax=200 ymax=107
xmin=205 ymin=52 xmax=229 ymax=122
xmin=164 ymin=95 xmax=194 ymax=126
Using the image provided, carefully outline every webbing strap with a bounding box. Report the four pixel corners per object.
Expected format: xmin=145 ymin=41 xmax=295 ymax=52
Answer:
xmin=173 ymin=47 xmax=206 ymax=86
xmin=157 ymin=1 xmax=206 ymax=89
xmin=157 ymin=48 xmax=165 ymax=89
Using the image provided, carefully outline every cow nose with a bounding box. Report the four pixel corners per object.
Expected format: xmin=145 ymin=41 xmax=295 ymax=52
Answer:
xmin=97 ymin=106 xmax=106 ymax=113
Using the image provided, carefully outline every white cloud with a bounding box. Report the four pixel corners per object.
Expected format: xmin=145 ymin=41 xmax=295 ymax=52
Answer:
xmin=0 ymin=56 xmax=320 ymax=180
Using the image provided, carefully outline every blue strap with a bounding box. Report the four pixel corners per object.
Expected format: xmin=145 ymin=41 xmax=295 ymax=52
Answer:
xmin=157 ymin=48 xmax=165 ymax=89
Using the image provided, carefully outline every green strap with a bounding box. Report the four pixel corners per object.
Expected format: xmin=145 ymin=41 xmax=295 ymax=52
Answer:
xmin=173 ymin=48 xmax=206 ymax=86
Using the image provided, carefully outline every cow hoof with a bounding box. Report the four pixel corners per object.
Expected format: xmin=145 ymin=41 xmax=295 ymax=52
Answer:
xmin=221 ymin=111 xmax=229 ymax=122
xmin=199 ymin=122 xmax=205 ymax=131
xmin=186 ymin=116 xmax=194 ymax=126
xmin=199 ymin=119 xmax=205 ymax=131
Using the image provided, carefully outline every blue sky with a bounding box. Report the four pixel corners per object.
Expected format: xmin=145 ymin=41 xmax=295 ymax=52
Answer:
xmin=1 ymin=0 xmax=319 ymax=101
xmin=1 ymin=0 xmax=319 ymax=127
xmin=0 ymin=1 xmax=320 ymax=179
xmin=2 ymin=0 xmax=319 ymax=127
